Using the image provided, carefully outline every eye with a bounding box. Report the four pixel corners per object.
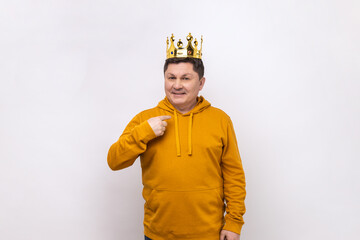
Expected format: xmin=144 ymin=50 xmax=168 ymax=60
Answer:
xmin=183 ymin=77 xmax=190 ymax=80
xmin=168 ymin=76 xmax=176 ymax=80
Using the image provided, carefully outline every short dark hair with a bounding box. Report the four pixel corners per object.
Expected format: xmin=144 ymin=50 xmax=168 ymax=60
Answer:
xmin=163 ymin=58 xmax=205 ymax=79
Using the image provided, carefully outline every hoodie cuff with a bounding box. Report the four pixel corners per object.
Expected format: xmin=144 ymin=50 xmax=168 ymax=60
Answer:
xmin=131 ymin=120 xmax=157 ymax=144
xmin=222 ymin=218 xmax=243 ymax=235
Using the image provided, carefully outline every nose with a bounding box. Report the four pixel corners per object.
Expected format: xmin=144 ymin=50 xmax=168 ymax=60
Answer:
xmin=173 ymin=78 xmax=182 ymax=89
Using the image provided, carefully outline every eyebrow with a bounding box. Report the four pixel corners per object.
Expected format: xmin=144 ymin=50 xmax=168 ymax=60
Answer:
xmin=166 ymin=73 xmax=193 ymax=77
xmin=182 ymin=73 xmax=193 ymax=77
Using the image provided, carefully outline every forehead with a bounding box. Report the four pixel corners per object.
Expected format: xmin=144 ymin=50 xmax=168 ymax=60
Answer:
xmin=165 ymin=62 xmax=195 ymax=75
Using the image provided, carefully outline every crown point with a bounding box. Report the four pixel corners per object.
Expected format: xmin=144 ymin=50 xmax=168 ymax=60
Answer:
xmin=187 ymin=33 xmax=193 ymax=42
xmin=177 ymin=39 xmax=183 ymax=48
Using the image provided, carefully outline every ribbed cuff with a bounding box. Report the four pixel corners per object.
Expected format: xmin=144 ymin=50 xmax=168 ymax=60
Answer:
xmin=222 ymin=218 xmax=243 ymax=235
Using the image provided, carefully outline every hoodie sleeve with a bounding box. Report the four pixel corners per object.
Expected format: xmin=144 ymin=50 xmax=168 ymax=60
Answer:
xmin=107 ymin=114 xmax=157 ymax=170
xmin=221 ymin=118 xmax=246 ymax=234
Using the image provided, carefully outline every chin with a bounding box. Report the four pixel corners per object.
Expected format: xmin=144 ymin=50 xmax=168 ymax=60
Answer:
xmin=168 ymin=96 xmax=185 ymax=105
xmin=171 ymin=98 xmax=185 ymax=104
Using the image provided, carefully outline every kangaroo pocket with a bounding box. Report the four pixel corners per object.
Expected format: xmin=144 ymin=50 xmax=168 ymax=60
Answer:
xmin=143 ymin=187 xmax=225 ymax=238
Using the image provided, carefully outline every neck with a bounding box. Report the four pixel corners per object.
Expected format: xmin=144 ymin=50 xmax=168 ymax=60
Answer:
xmin=173 ymin=98 xmax=198 ymax=114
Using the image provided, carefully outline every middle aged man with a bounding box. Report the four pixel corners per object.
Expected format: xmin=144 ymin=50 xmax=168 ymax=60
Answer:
xmin=107 ymin=33 xmax=246 ymax=240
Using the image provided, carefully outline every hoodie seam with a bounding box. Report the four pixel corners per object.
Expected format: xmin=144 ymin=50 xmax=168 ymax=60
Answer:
xmin=143 ymin=186 xmax=223 ymax=192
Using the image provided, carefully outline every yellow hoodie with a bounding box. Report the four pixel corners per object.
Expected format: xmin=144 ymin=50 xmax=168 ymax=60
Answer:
xmin=107 ymin=96 xmax=246 ymax=240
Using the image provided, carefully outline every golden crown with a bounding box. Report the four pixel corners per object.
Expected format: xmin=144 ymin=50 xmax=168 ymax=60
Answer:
xmin=166 ymin=33 xmax=203 ymax=59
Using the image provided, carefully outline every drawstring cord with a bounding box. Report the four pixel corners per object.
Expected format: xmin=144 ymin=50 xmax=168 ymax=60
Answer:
xmin=173 ymin=110 xmax=193 ymax=157
xmin=188 ymin=113 xmax=193 ymax=156
xmin=174 ymin=110 xmax=181 ymax=157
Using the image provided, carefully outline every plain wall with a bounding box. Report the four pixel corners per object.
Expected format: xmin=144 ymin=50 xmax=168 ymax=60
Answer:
xmin=0 ymin=0 xmax=359 ymax=239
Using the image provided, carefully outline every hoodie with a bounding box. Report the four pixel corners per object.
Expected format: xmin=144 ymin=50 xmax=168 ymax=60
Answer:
xmin=107 ymin=96 xmax=246 ymax=240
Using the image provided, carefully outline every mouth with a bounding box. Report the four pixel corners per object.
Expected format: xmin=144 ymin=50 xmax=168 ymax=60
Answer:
xmin=171 ymin=92 xmax=186 ymax=96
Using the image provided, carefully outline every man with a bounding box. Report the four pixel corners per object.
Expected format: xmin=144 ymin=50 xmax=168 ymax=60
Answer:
xmin=107 ymin=33 xmax=246 ymax=240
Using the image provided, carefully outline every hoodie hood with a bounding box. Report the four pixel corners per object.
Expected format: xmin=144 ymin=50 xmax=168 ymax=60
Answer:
xmin=157 ymin=95 xmax=211 ymax=115
xmin=157 ymin=96 xmax=211 ymax=157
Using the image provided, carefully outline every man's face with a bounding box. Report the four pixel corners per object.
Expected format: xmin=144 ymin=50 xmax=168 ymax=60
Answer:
xmin=164 ymin=62 xmax=205 ymax=112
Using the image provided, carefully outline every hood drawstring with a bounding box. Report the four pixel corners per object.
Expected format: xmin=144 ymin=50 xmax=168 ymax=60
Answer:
xmin=188 ymin=113 xmax=193 ymax=156
xmin=173 ymin=110 xmax=194 ymax=157
xmin=174 ymin=110 xmax=181 ymax=157
xmin=158 ymin=96 xmax=211 ymax=157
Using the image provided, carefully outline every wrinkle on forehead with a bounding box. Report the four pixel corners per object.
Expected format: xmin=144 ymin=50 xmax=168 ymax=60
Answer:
xmin=166 ymin=72 xmax=194 ymax=77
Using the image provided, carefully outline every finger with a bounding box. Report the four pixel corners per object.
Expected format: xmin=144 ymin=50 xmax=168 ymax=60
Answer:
xmin=159 ymin=115 xmax=171 ymax=121
xmin=162 ymin=121 xmax=168 ymax=127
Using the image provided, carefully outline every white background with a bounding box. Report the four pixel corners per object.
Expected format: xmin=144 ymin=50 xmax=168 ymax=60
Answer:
xmin=1 ymin=0 xmax=359 ymax=239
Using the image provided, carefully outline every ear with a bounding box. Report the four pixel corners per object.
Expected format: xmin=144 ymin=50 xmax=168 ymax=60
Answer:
xmin=199 ymin=77 xmax=206 ymax=91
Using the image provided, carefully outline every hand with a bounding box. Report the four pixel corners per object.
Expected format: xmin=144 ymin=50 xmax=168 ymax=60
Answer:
xmin=147 ymin=115 xmax=171 ymax=137
xmin=220 ymin=230 xmax=240 ymax=240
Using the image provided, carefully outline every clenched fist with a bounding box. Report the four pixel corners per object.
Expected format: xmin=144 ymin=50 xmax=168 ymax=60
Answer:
xmin=147 ymin=115 xmax=171 ymax=137
xmin=220 ymin=230 xmax=240 ymax=240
